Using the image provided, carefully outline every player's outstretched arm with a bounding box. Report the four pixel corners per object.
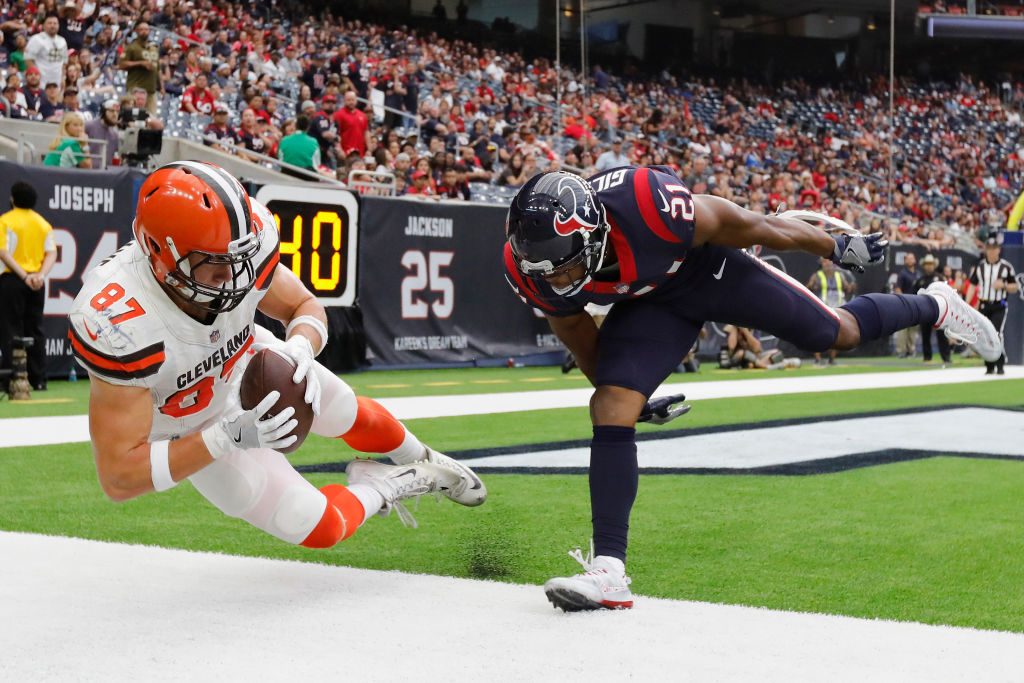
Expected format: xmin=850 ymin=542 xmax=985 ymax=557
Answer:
xmin=547 ymin=312 xmax=600 ymax=385
xmin=692 ymin=194 xmax=835 ymax=257
xmin=257 ymin=264 xmax=329 ymax=414
xmin=88 ymin=377 xmax=216 ymax=501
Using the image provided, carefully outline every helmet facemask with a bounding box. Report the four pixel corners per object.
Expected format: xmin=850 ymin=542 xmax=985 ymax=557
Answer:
xmin=161 ymin=230 xmax=262 ymax=314
xmin=514 ymin=223 xmax=608 ymax=296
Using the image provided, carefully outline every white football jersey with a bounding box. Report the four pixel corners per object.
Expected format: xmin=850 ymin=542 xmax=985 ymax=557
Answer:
xmin=68 ymin=228 xmax=280 ymax=442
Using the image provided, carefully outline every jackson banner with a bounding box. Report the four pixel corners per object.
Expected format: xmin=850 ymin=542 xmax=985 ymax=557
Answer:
xmin=0 ymin=161 xmax=140 ymax=379
xmin=358 ymin=197 xmax=554 ymax=366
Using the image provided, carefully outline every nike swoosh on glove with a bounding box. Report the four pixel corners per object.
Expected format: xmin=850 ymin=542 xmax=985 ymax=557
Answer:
xmin=201 ymin=390 xmax=298 ymax=458
xmin=638 ymin=393 xmax=691 ymax=426
xmin=831 ymin=232 xmax=888 ymax=273
xmin=255 ymin=336 xmax=322 ymax=415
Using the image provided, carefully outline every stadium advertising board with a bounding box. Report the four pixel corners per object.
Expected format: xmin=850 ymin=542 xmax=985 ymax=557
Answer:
xmin=357 ymin=197 xmax=553 ymax=366
xmin=0 ymin=160 xmax=138 ymax=378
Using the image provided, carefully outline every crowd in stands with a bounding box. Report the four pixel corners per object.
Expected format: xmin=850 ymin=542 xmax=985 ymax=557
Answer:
xmin=1 ymin=0 xmax=1023 ymax=249
xmin=920 ymin=1 xmax=1024 ymax=16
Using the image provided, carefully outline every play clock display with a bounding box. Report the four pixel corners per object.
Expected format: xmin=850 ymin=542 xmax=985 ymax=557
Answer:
xmin=255 ymin=185 xmax=360 ymax=306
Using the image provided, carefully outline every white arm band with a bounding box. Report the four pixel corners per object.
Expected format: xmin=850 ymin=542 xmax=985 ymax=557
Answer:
xmin=149 ymin=440 xmax=176 ymax=492
xmin=285 ymin=315 xmax=328 ymax=356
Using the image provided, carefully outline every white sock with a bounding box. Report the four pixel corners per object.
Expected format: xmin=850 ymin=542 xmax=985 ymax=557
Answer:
xmin=384 ymin=430 xmax=426 ymax=464
xmin=346 ymin=484 xmax=385 ymax=523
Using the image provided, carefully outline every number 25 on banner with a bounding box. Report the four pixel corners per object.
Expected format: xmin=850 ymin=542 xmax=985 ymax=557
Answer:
xmin=401 ymin=250 xmax=453 ymax=319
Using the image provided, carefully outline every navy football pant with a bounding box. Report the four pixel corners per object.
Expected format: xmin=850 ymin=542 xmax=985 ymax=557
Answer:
xmin=595 ymin=245 xmax=840 ymax=397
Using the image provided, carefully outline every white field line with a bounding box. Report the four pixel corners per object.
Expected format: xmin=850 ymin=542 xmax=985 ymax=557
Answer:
xmin=1 ymin=366 xmax=1021 ymax=449
xmin=1 ymin=531 xmax=1022 ymax=683
xmin=465 ymin=407 xmax=1024 ymax=468
xmin=383 ymin=366 xmax=1024 ymax=419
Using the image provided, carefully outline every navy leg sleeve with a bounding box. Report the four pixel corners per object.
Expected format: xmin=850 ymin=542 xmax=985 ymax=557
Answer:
xmin=589 ymin=425 xmax=638 ymax=563
xmin=840 ymin=294 xmax=939 ymax=341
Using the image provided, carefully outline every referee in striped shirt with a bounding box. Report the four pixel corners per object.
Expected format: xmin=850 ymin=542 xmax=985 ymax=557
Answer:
xmin=967 ymin=235 xmax=1019 ymax=374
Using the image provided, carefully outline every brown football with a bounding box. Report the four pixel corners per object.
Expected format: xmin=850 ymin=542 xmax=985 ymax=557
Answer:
xmin=239 ymin=348 xmax=314 ymax=455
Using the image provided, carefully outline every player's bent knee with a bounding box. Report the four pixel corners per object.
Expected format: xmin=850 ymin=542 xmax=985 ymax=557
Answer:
xmin=270 ymin=485 xmax=329 ymax=544
xmin=590 ymin=385 xmax=646 ymax=426
xmin=833 ymin=310 xmax=862 ymax=350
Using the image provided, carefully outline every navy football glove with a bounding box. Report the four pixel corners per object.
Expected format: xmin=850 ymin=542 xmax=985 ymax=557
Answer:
xmin=830 ymin=232 xmax=888 ymax=273
xmin=638 ymin=393 xmax=691 ymax=426
xmin=778 ymin=209 xmax=887 ymax=274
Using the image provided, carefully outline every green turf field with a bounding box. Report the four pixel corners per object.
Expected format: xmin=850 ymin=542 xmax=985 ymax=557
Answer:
xmin=2 ymin=363 xmax=1023 ymax=632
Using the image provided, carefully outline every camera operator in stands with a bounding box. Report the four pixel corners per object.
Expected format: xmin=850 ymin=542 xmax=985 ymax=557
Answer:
xmin=119 ymin=87 xmax=163 ymax=132
xmin=85 ymin=98 xmax=121 ymax=166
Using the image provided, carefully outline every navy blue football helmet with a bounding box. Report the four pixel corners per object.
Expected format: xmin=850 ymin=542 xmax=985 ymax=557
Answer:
xmin=506 ymin=171 xmax=609 ymax=295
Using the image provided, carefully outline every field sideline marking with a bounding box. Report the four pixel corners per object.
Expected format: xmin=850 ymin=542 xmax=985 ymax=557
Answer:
xmin=1 ymin=367 xmax=1021 ymax=449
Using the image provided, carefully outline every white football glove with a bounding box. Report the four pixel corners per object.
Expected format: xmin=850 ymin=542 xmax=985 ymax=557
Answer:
xmin=255 ymin=336 xmax=322 ymax=415
xmin=201 ymin=390 xmax=297 ymax=458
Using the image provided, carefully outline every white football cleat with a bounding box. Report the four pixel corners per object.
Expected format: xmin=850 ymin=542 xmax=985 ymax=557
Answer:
xmin=345 ymin=459 xmax=459 ymax=529
xmin=543 ymin=541 xmax=633 ymax=612
xmin=420 ymin=447 xmax=487 ymax=507
xmin=922 ymin=281 xmax=1003 ymax=362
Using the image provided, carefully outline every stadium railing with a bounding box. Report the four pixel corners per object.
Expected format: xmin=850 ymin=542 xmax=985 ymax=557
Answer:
xmin=347 ymin=170 xmax=396 ymax=196
xmin=4 ymin=120 xmax=109 ymax=169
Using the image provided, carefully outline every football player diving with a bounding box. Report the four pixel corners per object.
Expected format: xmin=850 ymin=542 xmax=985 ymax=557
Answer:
xmin=70 ymin=161 xmax=485 ymax=549
xmin=503 ymin=168 xmax=1002 ymax=611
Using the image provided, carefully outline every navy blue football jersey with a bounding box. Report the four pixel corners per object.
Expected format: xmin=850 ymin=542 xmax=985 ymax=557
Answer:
xmin=504 ymin=166 xmax=697 ymax=317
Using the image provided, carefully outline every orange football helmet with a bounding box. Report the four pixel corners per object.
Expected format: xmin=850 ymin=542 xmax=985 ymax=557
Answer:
xmin=134 ymin=161 xmax=266 ymax=314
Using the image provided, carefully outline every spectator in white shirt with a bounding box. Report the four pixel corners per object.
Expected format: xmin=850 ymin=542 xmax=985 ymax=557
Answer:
xmin=24 ymin=15 xmax=68 ymax=90
xmin=484 ymin=56 xmax=505 ymax=83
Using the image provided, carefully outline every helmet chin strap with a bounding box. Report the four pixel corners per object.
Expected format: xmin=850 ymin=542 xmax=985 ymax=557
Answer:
xmin=557 ymin=274 xmax=592 ymax=297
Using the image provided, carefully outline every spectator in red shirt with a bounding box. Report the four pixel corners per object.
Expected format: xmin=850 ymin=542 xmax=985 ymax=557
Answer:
xmin=405 ymin=169 xmax=436 ymax=197
xmin=247 ymin=93 xmax=273 ymax=124
xmin=181 ymin=72 xmax=215 ymax=115
xmin=437 ymin=165 xmax=471 ymax=200
xmin=332 ymin=89 xmax=369 ymax=158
